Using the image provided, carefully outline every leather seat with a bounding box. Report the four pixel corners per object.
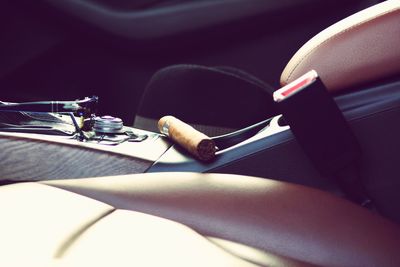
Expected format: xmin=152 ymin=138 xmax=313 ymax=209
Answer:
xmin=1 ymin=173 xmax=400 ymax=266
xmin=1 ymin=1 xmax=400 ymax=266
xmin=281 ymin=0 xmax=400 ymax=92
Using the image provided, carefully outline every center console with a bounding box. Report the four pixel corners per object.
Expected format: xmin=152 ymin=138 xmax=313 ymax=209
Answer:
xmin=1 ymin=80 xmax=400 ymax=219
xmin=0 ymin=126 xmax=171 ymax=183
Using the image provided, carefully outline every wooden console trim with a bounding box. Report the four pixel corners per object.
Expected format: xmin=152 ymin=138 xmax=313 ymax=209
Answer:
xmin=0 ymin=131 xmax=171 ymax=182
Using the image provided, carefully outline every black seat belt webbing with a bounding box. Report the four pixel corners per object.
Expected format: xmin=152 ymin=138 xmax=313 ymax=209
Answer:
xmin=273 ymin=70 xmax=374 ymax=209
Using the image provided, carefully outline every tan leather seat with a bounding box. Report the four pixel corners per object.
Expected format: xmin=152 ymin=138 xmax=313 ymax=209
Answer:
xmin=1 ymin=173 xmax=400 ymax=266
xmin=281 ymin=0 xmax=400 ymax=92
xmin=2 ymin=2 xmax=400 ymax=267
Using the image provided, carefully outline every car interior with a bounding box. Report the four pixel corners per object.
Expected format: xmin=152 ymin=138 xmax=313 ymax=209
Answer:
xmin=0 ymin=0 xmax=400 ymax=266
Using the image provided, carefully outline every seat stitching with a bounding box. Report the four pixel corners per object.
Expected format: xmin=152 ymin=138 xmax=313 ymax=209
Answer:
xmin=54 ymin=208 xmax=116 ymax=258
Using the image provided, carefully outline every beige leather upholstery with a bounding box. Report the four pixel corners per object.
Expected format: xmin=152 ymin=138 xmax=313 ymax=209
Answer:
xmin=281 ymin=0 xmax=400 ymax=92
xmin=0 ymin=183 xmax=113 ymax=262
xmin=42 ymin=173 xmax=400 ymax=267
xmin=1 ymin=173 xmax=397 ymax=266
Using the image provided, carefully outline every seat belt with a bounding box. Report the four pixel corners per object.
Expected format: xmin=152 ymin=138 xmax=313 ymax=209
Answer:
xmin=273 ymin=70 xmax=375 ymax=210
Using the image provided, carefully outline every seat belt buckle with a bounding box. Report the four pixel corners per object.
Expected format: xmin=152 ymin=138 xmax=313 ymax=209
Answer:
xmin=273 ymin=70 xmax=361 ymax=175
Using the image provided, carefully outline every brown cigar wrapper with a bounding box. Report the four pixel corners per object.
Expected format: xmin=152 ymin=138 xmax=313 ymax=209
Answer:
xmin=158 ymin=116 xmax=216 ymax=161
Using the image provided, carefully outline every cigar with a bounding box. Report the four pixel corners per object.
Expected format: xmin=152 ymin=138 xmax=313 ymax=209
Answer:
xmin=158 ymin=116 xmax=216 ymax=161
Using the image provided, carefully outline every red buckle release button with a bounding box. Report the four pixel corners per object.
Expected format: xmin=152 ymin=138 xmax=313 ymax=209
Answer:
xmin=274 ymin=70 xmax=318 ymax=102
